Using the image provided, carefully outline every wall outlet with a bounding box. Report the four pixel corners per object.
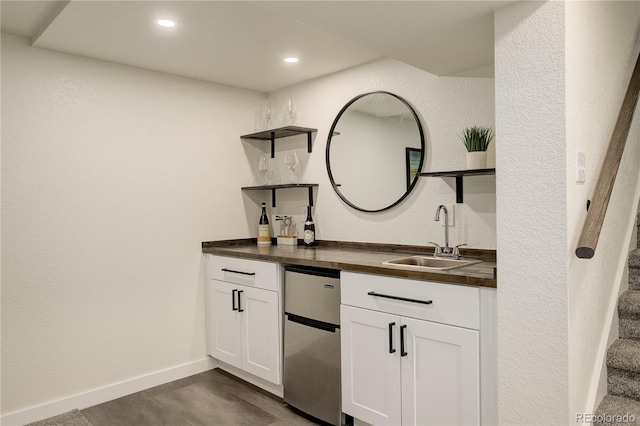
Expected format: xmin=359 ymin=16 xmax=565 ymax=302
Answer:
xmin=440 ymin=204 xmax=455 ymax=227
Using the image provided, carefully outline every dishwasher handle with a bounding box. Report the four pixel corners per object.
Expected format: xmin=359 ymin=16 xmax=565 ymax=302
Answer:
xmin=367 ymin=291 xmax=433 ymax=305
xmin=285 ymin=313 xmax=339 ymax=333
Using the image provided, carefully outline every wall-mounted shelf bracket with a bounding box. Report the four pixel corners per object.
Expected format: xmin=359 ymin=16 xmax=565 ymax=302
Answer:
xmin=418 ymin=168 xmax=495 ymax=203
xmin=241 ymin=184 xmax=319 ymax=207
xmin=241 ymin=126 xmax=317 ymax=158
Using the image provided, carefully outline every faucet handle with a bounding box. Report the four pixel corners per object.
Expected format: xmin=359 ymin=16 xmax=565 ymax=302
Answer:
xmin=429 ymin=242 xmax=442 ymax=256
xmin=453 ymin=243 xmax=467 ymax=259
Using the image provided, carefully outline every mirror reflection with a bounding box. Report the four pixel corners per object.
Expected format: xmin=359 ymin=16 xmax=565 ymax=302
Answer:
xmin=326 ymin=92 xmax=425 ymax=212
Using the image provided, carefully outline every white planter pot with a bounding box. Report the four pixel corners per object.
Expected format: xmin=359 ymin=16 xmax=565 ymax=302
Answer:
xmin=466 ymin=151 xmax=487 ymax=170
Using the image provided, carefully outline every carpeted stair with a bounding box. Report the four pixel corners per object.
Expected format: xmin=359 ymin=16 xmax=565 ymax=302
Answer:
xmin=595 ymin=214 xmax=640 ymax=425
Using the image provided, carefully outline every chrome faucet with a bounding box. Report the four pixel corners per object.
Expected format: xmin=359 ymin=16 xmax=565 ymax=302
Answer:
xmin=433 ymin=205 xmax=450 ymax=254
xmin=430 ymin=205 xmax=467 ymax=259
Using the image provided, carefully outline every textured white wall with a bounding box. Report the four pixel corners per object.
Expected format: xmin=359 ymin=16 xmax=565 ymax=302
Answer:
xmin=1 ymin=35 xmax=495 ymax=418
xmin=495 ymin=2 xmax=570 ymax=424
xmin=264 ymin=58 xmax=496 ymax=248
xmin=2 ymin=29 xmax=496 ymax=419
xmin=566 ymin=1 xmax=640 ymax=418
xmin=496 ymin=2 xmax=640 ymax=423
xmin=1 ymin=34 xmax=264 ymax=415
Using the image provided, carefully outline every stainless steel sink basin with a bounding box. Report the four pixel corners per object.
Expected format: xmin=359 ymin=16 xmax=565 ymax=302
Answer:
xmin=382 ymin=256 xmax=481 ymax=271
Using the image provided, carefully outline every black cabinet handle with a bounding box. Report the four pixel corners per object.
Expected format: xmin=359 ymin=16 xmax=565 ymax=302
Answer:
xmin=388 ymin=322 xmax=396 ymax=354
xmin=400 ymin=325 xmax=407 ymax=357
xmin=367 ymin=291 xmax=432 ymax=305
xmin=221 ymin=268 xmax=255 ymax=276
xmin=221 ymin=268 xmax=256 ymax=275
xmin=232 ymin=289 xmax=238 ymax=311
xmin=237 ymin=290 xmax=244 ymax=312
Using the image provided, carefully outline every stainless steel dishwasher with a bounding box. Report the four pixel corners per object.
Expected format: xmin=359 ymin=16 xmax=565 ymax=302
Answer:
xmin=284 ymin=265 xmax=343 ymax=426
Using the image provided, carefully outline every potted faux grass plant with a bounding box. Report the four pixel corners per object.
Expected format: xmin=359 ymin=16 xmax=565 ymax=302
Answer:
xmin=459 ymin=126 xmax=494 ymax=169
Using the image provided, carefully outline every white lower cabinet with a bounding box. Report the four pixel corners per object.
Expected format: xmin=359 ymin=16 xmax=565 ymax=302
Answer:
xmin=341 ymin=271 xmax=483 ymax=426
xmin=204 ymin=255 xmax=281 ymax=385
xmin=341 ymin=305 xmax=402 ymax=425
xmin=401 ymin=316 xmax=479 ymax=426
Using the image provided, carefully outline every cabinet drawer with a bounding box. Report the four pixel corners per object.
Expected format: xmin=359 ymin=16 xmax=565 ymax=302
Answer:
xmin=341 ymin=271 xmax=479 ymax=330
xmin=205 ymin=254 xmax=278 ymax=291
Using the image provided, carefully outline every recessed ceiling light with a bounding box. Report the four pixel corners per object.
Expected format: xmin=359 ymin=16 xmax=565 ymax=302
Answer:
xmin=284 ymin=57 xmax=299 ymax=63
xmin=157 ymin=19 xmax=176 ymax=28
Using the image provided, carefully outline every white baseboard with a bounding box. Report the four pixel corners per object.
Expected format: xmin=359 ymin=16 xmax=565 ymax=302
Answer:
xmin=1 ymin=357 xmax=217 ymax=426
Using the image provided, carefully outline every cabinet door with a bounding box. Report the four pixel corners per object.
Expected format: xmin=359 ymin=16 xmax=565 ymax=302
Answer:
xmin=241 ymin=286 xmax=281 ymax=384
xmin=341 ymin=305 xmax=402 ymax=426
xmin=206 ymin=279 xmax=243 ymax=369
xmin=401 ymin=317 xmax=479 ymax=426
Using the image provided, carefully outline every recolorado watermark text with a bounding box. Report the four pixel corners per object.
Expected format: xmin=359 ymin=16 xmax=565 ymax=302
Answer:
xmin=576 ymin=413 xmax=636 ymax=423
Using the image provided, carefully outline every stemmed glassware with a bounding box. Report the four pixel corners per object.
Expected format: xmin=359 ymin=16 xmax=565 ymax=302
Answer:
xmin=283 ymin=152 xmax=299 ymax=184
xmin=262 ymin=101 xmax=272 ymax=129
xmin=258 ymin=156 xmax=272 ymax=185
xmin=284 ymin=97 xmax=296 ymax=126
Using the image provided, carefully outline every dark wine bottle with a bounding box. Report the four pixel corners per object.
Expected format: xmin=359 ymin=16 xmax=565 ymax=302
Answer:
xmin=303 ymin=206 xmax=315 ymax=247
xmin=257 ymin=202 xmax=271 ymax=246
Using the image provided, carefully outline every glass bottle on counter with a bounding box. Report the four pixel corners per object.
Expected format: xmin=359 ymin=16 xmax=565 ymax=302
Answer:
xmin=258 ymin=202 xmax=271 ymax=246
xmin=303 ymin=206 xmax=315 ymax=247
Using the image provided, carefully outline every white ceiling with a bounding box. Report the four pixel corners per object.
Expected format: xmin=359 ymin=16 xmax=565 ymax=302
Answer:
xmin=0 ymin=1 xmax=510 ymax=93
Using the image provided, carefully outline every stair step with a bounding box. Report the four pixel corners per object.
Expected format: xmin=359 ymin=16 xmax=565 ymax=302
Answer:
xmin=608 ymin=339 xmax=640 ymax=401
xmin=631 ymin=269 xmax=640 ymax=291
xmin=630 ymin=249 xmax=640 ymax=268
xmin=609 ymin=367 xmax=640 ymax=401
xmin=594 ymin=395 xmax=640 ymax=425
xmin=618 ymin=291 xmax=640 ymax=318
xmin=608 ymin=339 xmax=640 ymax=373
xmin=629 ymin=269 xmax=640 ymax=293
xmin=620 ymin=318 xmax=640 ymax=340
xmin=631 ymin=249 xmax=640 ymax=291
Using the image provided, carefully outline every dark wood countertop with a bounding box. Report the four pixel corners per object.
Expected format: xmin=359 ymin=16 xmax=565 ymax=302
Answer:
xmin=202 ymin=239 xmax=497 ymax=288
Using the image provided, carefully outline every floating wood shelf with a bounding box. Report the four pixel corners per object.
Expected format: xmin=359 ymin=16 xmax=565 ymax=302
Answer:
xmin=418 ymin=168 xmax=495 ymax=203
xmin=241 ymin=184 xmax=319 ymax=207
xmin=241 ymin=126 xmax=317 ymax=158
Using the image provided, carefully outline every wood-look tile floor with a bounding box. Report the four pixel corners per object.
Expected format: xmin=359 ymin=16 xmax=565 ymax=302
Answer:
xmin=82 ymin=369 xmax=321 ymax=426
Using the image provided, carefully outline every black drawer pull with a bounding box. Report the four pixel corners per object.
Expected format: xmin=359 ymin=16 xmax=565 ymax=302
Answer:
xmin=237 ymin=290 xmax=244 ymax=312
xmin=221 ymin=268 xmax=255 ymax=276
xmin=400 ymin=325 xmax=407 ymax=357
xmin=232 ymin=289 xmax=238 ymax=311
xmin=367 ymin=291 xmax=432 ymax=305
xmin=388 ymin=322 xmax=396 ymax=354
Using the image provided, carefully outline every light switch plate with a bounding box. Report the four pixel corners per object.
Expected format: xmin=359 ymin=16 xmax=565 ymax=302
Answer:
xmin=440 ymin=204 xmax=455 ymax=227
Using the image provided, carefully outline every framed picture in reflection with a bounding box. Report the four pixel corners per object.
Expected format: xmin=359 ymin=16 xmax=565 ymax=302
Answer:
xmin=406 ymin=147 xmax=421 ymax=189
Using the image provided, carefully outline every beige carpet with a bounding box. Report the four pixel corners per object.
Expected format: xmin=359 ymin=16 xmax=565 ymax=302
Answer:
xmin=26 ymin=409 xmax=93 ymax=426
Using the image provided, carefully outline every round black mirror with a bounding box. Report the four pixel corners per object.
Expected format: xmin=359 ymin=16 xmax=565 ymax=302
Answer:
xmin=326 ymin=91 xmax=425 ymax=212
